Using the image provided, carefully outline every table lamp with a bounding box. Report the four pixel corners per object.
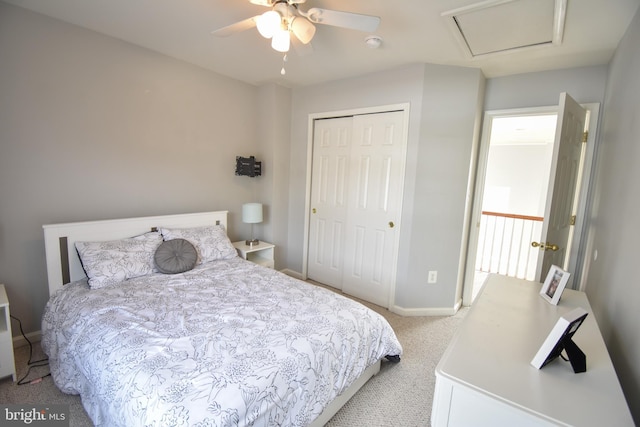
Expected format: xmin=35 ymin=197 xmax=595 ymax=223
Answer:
xmin=242 ymin=203 xmax=263 ymax=246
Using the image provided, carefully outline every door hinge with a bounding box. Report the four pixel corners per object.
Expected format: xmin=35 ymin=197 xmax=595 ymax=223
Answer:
xmin=570 ymin=215 xmax=577 ymax=226
xmin=582 ymin=131 xmax=589 ymax=143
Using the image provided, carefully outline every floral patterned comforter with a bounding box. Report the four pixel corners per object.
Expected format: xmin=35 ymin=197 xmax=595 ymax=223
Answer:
xmin=42 ymin=257 xmax=402 ymax=426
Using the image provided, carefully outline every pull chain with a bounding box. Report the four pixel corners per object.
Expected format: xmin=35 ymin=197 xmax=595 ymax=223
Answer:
xmin=281 ymin=53 xmax=288 ymax=76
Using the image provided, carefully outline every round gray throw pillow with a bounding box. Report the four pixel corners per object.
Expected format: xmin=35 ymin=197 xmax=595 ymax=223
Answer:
xmin=154 ymin=238 xmax=198 ymax=274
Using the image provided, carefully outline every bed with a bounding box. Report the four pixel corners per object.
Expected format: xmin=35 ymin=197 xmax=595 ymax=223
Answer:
xmin=41 ymin=211 xmax=402 ymax=426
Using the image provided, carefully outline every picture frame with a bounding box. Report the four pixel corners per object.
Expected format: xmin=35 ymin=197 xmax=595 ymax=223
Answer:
xmin=531 ymin=307 xmax=588 ymax=373
xmin=539 ymin=265 xmax=570 ymax=305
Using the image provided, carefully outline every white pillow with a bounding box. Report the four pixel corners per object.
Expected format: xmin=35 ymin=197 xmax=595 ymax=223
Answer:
xmin=160 ymin=225 xmax=237 ymax=264
xmin=75 ymin=232 xmax=163 ymax=289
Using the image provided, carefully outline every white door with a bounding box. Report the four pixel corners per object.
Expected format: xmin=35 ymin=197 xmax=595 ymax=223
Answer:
xmin=342 ymin=111 xmax=406 ymax=306
xmin=534 ymin=93 xmax=587 ymax=280
xmin=307 ymin=117 xmax=352 ymax=287
xmin=307 ymin=110 xmax=407 ymax=308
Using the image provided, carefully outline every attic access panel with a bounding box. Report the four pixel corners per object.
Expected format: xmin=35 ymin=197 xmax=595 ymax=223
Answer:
xmin=443 ymin=0 xmax=567 ymax=57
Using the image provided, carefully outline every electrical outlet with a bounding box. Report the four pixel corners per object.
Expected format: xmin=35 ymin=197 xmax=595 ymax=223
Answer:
xmin=428 ymin=270 xmax=438 ymax=284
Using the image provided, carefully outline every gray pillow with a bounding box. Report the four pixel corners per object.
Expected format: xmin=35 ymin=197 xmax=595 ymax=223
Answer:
xmin=154 ymin=239 xmax=198 ymax=274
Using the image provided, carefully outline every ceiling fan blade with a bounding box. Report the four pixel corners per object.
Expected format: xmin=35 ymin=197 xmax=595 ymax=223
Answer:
xmin=249 ymin=0 xmax=274 ymax=6
xmin=249 ymin=0 xmax=306 ymax=6
xmin=211 ymin=16 xmax=258 ymax=37
xmin=305 ymin=8 xmax=380 ymax=32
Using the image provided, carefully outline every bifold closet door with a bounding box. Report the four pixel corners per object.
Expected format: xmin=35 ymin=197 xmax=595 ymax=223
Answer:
xmin=307 ymin=117 xmax=352 ymax=288
xmin=341 ymin=111 xmax=405 ymax=307
xmin=308 ymin=111 xmax=406 ymax=308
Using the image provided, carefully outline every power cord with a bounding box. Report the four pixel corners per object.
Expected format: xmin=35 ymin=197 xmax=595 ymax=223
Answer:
xmin=9 ymin=315 xmax=51 ymax=385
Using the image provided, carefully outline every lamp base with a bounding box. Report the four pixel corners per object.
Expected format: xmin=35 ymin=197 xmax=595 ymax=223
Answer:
xmin=245 ymin=239 xmax=260 ymax=246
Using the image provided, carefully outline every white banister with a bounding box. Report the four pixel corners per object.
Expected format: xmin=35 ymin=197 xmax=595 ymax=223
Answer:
xmin=475 ymin=211 xmax=543 ymax=281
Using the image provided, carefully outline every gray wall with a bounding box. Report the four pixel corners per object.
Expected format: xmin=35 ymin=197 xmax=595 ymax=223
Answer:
xmin=484 ymin=65 xmax=609 ymax=110
xmin=0 ymin=3 xmax=265 ymax=333
xmin=255 ymin=83 xmax=292 ymax=268
xmin=584 ymin=8 xmax=640 ymax=422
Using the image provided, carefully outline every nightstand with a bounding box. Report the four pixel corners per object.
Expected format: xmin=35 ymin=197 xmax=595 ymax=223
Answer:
xmin=0 ymin=284 xmax=16 ymax=382
xmin=233 ymin=241 xmax=275 ymax=269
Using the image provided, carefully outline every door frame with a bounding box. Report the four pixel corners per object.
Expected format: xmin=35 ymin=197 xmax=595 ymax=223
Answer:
xmin=301 ymin=103 xmax=411 ymax=308
xmin=462 ymin=102 xmax=600 ymax=306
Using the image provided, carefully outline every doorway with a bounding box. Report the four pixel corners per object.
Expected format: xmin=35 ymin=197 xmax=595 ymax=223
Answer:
xmin=303 ymin=105 xmax=410 ymax=308
xmin=472 ymin=112 xmax=557 ymax=299
xmin=463 ymin=96 xmax=599 ymax=305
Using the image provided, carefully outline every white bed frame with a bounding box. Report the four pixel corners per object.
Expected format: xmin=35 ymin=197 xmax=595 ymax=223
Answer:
xmin=42 ymin=210 xmax=380 ymax=426
xmin=43 ymin=211 xmax=228 ymax=296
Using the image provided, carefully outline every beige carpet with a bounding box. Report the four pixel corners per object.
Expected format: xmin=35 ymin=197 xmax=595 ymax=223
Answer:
xmin=0 ymin=291 xmax=467 ymax=427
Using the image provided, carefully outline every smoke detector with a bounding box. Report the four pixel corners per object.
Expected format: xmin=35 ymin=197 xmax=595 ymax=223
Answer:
xmin=365 ymin=35 xmax=382 ymax=49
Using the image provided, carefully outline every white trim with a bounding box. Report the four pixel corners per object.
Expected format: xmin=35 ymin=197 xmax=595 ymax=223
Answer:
xmin=571 ymin=103 xmax=600 ymax=292
xmin=302 ymin=103 xmax=410 ymax=310
xmin=292 ymin=269 xmax=464 ymax=315
xmin=441 ymin=0 xmax=567 ymax=59
xmin=280 ymin=268 xmax=304 ymax=280
xmin=301 ymin=114 xmax=315 ymax=280
xmin=391 ymin=299 xmax=463 ymax=317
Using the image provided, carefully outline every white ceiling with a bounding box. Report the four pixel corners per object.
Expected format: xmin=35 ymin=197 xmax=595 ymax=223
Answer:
xmin=4 ymin=0 xmax=639 ymax=88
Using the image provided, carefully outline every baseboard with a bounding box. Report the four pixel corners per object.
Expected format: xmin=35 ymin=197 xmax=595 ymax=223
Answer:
xmin=280 ymin=268 xmax=304 ymax=280
xmin=13 ymin=330 xmax=41 ymax=349
xmin=391 ymin=298 xmax=462 ymax=317
xmin=279 ymin=269 xmax=464 ymax=316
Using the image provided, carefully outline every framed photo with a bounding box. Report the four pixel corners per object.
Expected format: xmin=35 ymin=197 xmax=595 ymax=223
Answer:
xmin=540 ymin=265 xmax=570 ymax=305
xmin=531 ymin=307 xmax=588 ymax=372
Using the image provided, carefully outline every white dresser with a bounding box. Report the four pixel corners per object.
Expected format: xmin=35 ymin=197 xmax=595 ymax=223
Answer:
xmin=432 ymin=274 xmax=633 ymax=426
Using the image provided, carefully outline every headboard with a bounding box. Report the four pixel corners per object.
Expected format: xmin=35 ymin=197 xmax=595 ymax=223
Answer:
xmin=43 ymin=211 xmax=229 ymax=296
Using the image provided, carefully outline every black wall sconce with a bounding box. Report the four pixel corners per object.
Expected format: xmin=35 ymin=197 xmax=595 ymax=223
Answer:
xmin=235 ymin=156 xmax=262 ymax=177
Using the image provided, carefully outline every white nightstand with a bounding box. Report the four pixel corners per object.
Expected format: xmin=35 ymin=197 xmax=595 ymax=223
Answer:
xmin=233 ymin=241 xmax=275 ymax=269
xmin=0 ymin=284 xmax=17 ymax=382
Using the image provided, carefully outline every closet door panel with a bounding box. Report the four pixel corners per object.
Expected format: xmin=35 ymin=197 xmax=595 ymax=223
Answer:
xmin=307 ymin=117 xmax=352 ymax=288
xmin=342 ymin=111 xmax=406 ymax=307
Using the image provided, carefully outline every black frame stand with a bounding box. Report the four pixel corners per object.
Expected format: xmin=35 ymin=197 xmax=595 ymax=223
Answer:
xmin=564 ymin=339 xmax=587 ymax=373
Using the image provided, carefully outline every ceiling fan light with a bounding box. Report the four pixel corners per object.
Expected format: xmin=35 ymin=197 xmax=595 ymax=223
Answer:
xmin=271 ymin=28 xmax=290 ymax=52
xmin=257 ymin=10 xmax=280 ymax=38
xmin=291 ymin=17 xmax=316 ymax=44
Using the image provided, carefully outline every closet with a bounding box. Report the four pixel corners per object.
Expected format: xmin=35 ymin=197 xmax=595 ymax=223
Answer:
xmin=307 ymin=110 xmax=408 ymax=307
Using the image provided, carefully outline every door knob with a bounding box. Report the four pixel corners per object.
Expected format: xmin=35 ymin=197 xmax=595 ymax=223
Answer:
xmin=389 ymin=221 xmax=395 ymax=228
xmin=312 ymin=208 xmax=317 ymax=214
xmin=531 ymin=241 xmax=559 ymax=251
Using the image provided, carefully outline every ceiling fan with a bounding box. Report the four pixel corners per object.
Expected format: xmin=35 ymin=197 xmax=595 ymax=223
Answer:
xmin=211 ymin=0 xmax=381 ymax=54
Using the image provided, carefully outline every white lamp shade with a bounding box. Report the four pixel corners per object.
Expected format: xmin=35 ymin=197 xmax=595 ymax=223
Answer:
xmin=242 ymin=203 xmax=263 ymax=224
xmin=256 ymin=11 xmax=281 ymax=39
xmin=291 ymin=17 xmax=316 ymax=45
xmin=271 ymin=28 xmax=291 ymax=52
